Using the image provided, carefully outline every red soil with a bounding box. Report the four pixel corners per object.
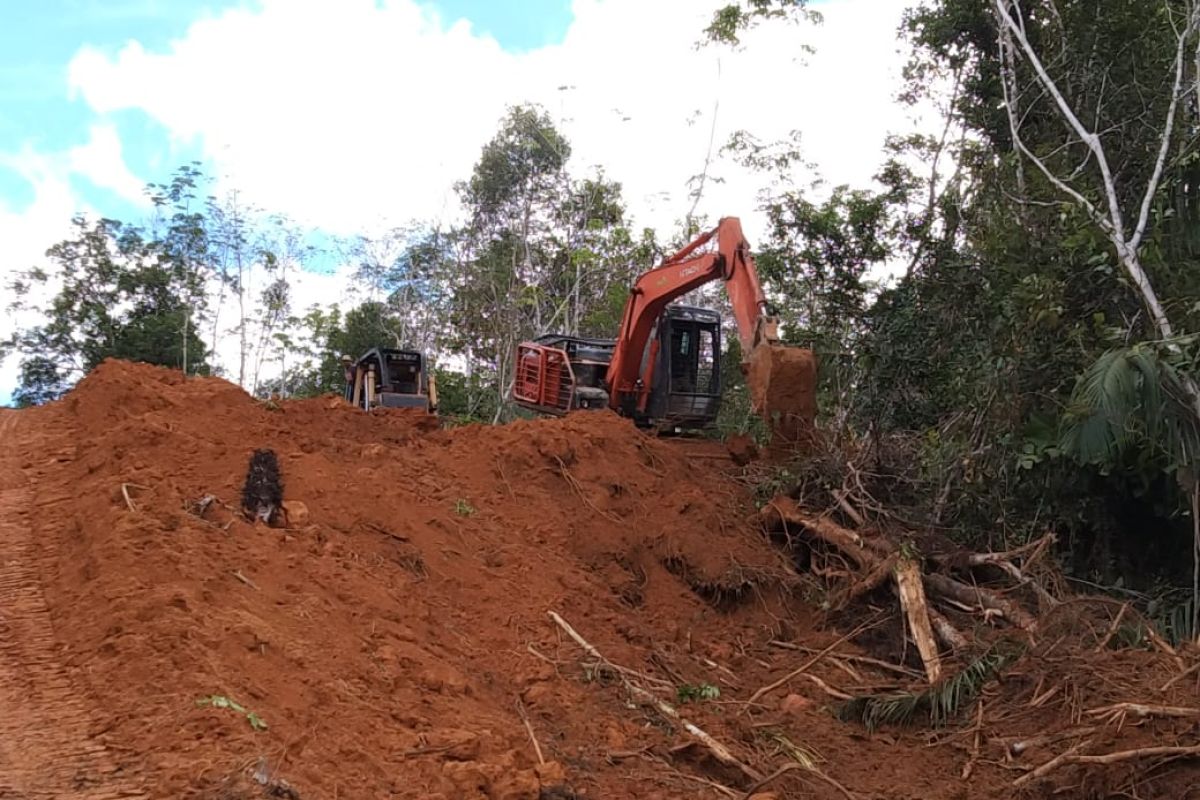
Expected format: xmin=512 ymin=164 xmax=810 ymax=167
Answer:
xmin=1 ymin=359 xmax=1195 ymax=799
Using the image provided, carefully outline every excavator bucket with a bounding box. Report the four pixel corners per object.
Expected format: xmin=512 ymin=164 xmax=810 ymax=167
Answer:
xmin=746 ymin=343 xmax=817 ymax=445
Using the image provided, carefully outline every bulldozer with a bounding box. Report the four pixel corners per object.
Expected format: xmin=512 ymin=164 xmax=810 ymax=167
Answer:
xmin=513 ymin=217 xmax=816 ymax=442
xmin=342 ymin=348 xmax=438 ymax=414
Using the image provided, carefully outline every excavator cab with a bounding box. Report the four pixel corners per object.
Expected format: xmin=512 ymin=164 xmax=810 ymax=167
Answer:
xmin=646 ymin=306 xmax=722 ymax=427
xmin=342 ymin=348 xmax=438 ymax=413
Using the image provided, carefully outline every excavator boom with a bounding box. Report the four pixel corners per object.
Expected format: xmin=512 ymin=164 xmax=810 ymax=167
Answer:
xmin=603 ymin=217 xmax=814 ymax=443
xmin=606 ymin=217 xmax=777 ymax=414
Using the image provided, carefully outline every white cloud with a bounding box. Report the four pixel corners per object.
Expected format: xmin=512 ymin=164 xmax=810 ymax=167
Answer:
xmin=67 ymin=123 xmax=147 ymax=203
xmin=66 ymin=0 xmax=917 ymax=240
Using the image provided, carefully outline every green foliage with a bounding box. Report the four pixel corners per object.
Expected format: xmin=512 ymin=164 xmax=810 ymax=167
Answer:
xmin=837 ymin=643 xmax=1021 ymax=731
xmin=432 ymin=366 xmax=499 ymax=425
xmin=196 ymin=694 xmax=268 ymax=731
xmin=6 ymin=215 xmax=210 ymax=405
xmin=703 ymin=0 xmax=817 ymax=46
xmin=1060 ymin=341 xmax=1200 ymax=479
xmin=676 ymin=683 xmax=721 ymax=703
xmin=453 ymin=498 xmax=476 ymax=517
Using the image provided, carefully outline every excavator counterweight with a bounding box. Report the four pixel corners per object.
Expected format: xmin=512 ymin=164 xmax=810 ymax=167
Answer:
xmin=513 ymin=216 xmax=816 ymax=442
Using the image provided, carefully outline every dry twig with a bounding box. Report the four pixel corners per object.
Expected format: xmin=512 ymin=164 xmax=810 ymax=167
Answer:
xmin=1086 ymin=702 xmax=1200 ymax=727
xmin=1159 ymin=660 xmax=1200 ymax=692
xmin=1094 ymin=602 xmax=1129 ymax=652
xmin=738 ymin=761 xmax=859 ymax=800
xmin=750 ymin=619 xmax=879 ymax=704
xmin=232 ymin=570 xmax=260 ymax=591
xmin=1013 ymin=738 xmax=1092 ymax=787
xmin=120 ymin=482 xmax=148 ymax=512
xmin=766 ymin=641 xmax=921 ymax=679
xmin=547 ymin=611 xmax=763 ymax=784
xmin=515 ymin=699 xmax=545 ymax=766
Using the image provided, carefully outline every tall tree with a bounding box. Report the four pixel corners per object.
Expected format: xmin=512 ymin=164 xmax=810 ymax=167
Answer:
xmin=5 ymin=216 xmax=208 ymax=405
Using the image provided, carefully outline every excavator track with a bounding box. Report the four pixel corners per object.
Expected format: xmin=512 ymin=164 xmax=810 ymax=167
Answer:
xmin=0 ymin=410 xmax=147 ymax=799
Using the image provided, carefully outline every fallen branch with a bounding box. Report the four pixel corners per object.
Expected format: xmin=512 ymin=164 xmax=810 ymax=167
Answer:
xmin=796 ymin=673 xmax=853 ymax=701
xmin=924 ymin=573 xmax=1037 ymax=631
xmin=751 ymin=619 xmax=879 ymax=704
xmin=760 ymin=499 xmax=875 ymax=568
xmin=515 ymin=699 xmax=545 ymax=766
xmin=831 ymin=488 xmax=865 ymax=528
xmin=232 ymin=570 xmax=259 ymax=591
xmin=547 ymin=611 xmax=763 ymax=784
xmin=1086 ymin=702 xmax=1200 ymax=726
xmin=961 ymin=533 xmax=1055 ymax=568
xmin=737 ymin=761 xmax=859 ymax=800
xmin=1016 ymin=741 xmax=1200 ymax=785
xmin=961 ymin=702 xmax=984 ymax=780
xmin=120 ymin=482 xmax=149 ymax=512
xmin=1094 ymin=602 xmax=1129 ymax=652
xmin=833 ymin=554 xmax=897 ymax=609
xmin=1071 ymin=744 xmax=1200 ymax=764
xmin=1144 ymin=626 xmax=1188 ymax=672
xmin=766 ymin=641 xmax=922 ymax=679
xmin=895 ymin=558 xmax=943 ymax=684
xmin=1005 ymin=726 xmax=1097 ymax=758
xmin=1159 ymin=660 xmax=1200 ymax=692
xmin=1013 ymin=738 xmax=1092 ymax=787
xmin=929 ymin=608 xmax=969 ymax=651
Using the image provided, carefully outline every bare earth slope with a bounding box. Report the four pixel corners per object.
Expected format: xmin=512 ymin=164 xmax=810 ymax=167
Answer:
xmin=2 ymin=360 xmax=1196 ymax=799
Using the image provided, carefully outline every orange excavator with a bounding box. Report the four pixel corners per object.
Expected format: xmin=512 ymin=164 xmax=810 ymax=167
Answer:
xmin=513 ymin=217 xmax=816 ymax=440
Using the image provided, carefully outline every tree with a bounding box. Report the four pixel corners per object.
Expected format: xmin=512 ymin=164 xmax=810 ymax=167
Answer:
xmin=5 ymin=216 xmax=208 ymax=405
xmin=145 ymin=163 xmax=213 ymax=377
xmin=987 ymin=0 xmax=1200 ymax=631
xmin=449 ymin=105 xmax=646 ymax=420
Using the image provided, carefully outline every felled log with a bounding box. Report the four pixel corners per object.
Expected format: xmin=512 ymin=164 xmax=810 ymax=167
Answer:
xmin=760 ymin=498 xmax=875 ymax=568
xmin=895 ymin=558 xmax=943 ymax=683
xmin=929 ymin=608 xmax=969 ymax=651
xmin=924 ymin=573 xmax=1038 ymax=632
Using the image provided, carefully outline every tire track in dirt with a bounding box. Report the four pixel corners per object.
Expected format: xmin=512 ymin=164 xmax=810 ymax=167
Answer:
xmin=0 ymin=410 xmax=146 ymax=799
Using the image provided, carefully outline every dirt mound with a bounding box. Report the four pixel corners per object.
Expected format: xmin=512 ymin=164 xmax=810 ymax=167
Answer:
xmin=14 ymin=360 xmax=798 ymax=798
xmin=6 ymin=359 xmax=1197 ymax=799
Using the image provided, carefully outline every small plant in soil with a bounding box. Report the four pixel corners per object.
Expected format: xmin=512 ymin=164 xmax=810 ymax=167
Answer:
xmin=453 ymin=498 xmax=476 ymax=517
xmin=676 ymin=683 xmax=721 ymax=703
xmin=196 ymin=694 xmax=268 ymax=731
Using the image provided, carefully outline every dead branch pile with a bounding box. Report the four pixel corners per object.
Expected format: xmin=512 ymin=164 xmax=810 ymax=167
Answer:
xmin=758 ymin=494 xmax=1200 ymax=796
xmin=762 ymin=496 xmax=1046 ymax=676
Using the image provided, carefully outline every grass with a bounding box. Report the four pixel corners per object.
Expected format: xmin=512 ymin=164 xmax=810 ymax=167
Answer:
xmin=196 ymin=694 xmax=268 ymax=731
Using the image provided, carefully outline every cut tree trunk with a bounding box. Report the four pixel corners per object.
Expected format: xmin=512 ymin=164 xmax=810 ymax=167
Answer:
xmin=895 ymin=558 xmax=943 ymax=683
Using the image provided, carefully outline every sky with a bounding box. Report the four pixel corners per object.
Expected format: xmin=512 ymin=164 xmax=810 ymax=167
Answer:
xmin=0 ymin=0 xmax=921 ymax=400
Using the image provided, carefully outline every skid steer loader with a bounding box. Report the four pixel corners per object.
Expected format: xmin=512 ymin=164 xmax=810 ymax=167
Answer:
xmin=342 ymin=348 xmax=438 ymax=414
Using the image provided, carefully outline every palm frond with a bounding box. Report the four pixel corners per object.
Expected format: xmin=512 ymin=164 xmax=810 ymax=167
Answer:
xmin=1061 ymin=344 xmax=1200 ymax=474
xmin=836 ymin=643 xmax=1022 ymax=732
xmin=1155 ymin=596 xmax=1200 ymax=646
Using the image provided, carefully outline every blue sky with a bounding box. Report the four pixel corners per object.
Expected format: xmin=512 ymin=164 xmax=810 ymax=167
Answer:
xmin=0 ymin=0 xmax=575 ymax=228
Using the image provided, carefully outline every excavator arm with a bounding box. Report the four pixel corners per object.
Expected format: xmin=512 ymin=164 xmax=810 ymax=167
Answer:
xmin=605 ymin=217 xmax=780 ymax=413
